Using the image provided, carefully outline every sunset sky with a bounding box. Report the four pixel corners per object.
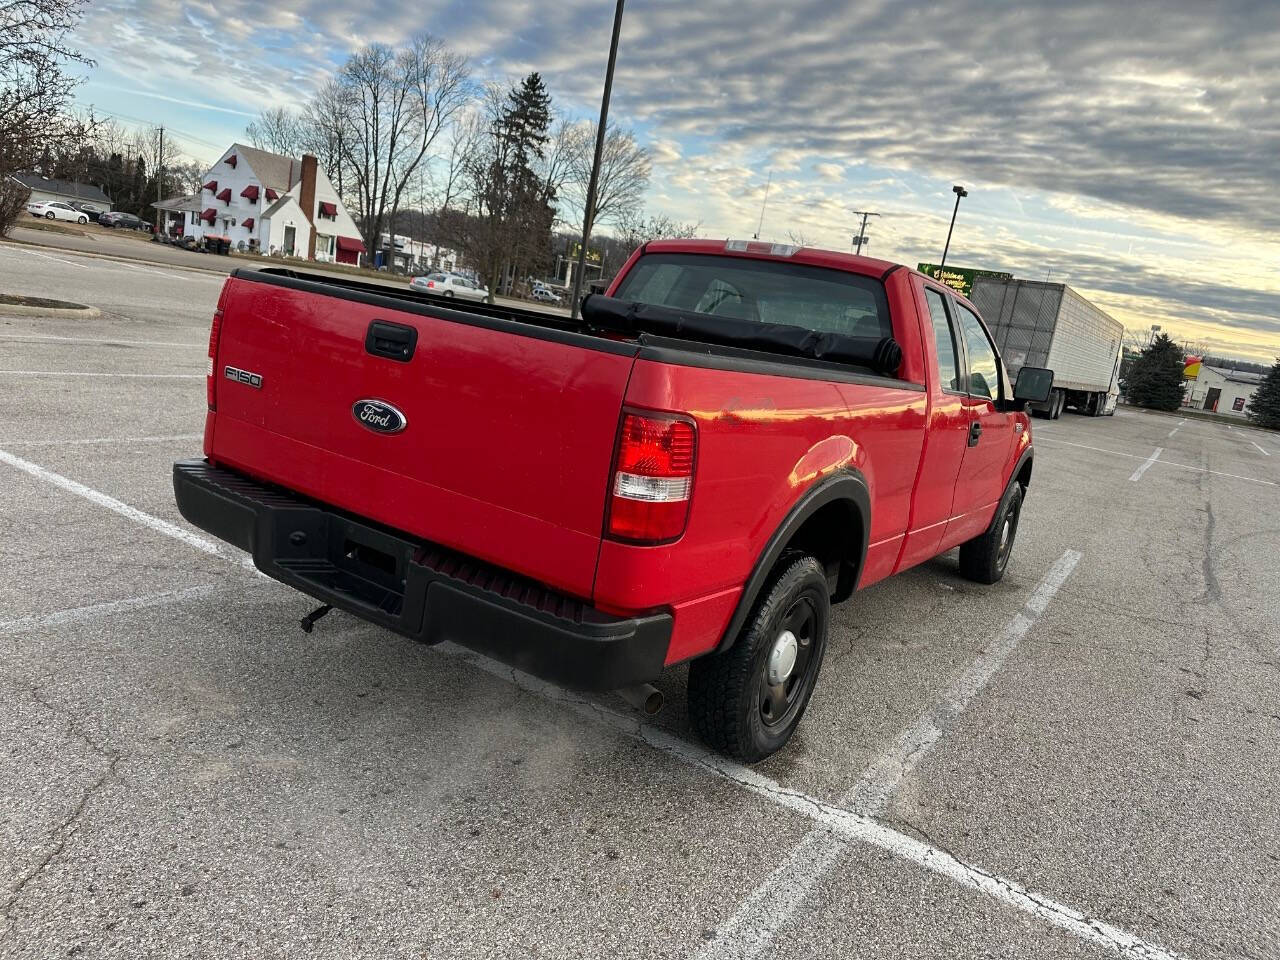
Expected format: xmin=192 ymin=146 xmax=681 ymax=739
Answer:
xmin=70 ymin=0 xmax=1280 ymax=361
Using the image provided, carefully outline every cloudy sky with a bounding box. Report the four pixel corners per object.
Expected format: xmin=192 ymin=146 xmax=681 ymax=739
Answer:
xmin=71 ymin=0 xmax=1280 ymax=361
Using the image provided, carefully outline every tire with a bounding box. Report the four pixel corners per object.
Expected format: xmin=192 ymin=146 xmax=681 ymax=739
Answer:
xmin=958 ymin=483 xmax=1024 ymax=584
xmin=45 ymin=211 xmax=55 ymax=219
xmin=77 ymin=216 xmax=88 ymax=225
xmin=443 ymin=290 xmax=455 ymax=298
xmin=688 ymin=555 xmax=831 ymax=762
xmin=1051 ymin=391 xmax=1064 ymax=419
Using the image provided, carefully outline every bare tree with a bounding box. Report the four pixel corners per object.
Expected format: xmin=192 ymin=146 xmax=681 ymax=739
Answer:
xmin=300 ymin=79 xmax=354 ymax=205
xmin=565 ymin=122 xmax=651 ymax=235
xmin=338 ymin=35 xmax=471 ymax=261
xmin=785 ymin=229 xmax=816 ymax=247
xmin=244 ymin=107 xmax=304 ymax=156
xmin=0 ymin=0 xmax=95 ymax=233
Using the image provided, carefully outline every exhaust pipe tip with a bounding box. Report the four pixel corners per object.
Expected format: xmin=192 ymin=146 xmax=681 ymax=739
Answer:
xmin=617 ymin=683 xmax=664 ymax=716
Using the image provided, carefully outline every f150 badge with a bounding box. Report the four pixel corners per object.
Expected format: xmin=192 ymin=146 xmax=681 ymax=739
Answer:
xmin=353 ymin=399 xmax=407 ymax=434
xmin=224 ymin=365 xmax=262 ymax=388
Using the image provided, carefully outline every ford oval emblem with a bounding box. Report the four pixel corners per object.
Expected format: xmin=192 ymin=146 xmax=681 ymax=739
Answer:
xmin=352 ymin=399 xmax=407 ymax=434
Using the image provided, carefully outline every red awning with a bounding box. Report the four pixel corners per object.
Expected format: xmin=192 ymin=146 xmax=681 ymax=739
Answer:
xmin=240 ymin=184 xmax=259 ymax=202
xmin=216 ymin=188 xmax=231 ymax=204
xmin=225 ymin=154 xmax=237 ymax=168
xmin=242 ymin=218 xmax=255 ymax=230
xmin=265 ymin=188 xmax=279 ymax=201
xmin=318 ymin=201 xmax=337 ymax=218
xmin=199 ymin=208 xmax=217 ymax=224
xmin=203 ymin=180 xmax=217 ymax=192
xmin=336 ymin=236 xmax=365 ymax=253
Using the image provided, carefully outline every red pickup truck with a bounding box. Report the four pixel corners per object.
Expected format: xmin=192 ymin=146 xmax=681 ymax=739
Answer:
xmin=174 ymin=239 xmax=1052 ymax=760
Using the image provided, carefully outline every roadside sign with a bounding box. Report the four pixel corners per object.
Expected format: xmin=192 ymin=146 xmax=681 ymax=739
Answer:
xmin=917 ymin=263 xmax=1013 ymax=297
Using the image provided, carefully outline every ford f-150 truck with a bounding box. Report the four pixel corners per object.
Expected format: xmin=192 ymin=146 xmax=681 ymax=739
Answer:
xmin=174 ymin=239 xmax=1053 ymax=761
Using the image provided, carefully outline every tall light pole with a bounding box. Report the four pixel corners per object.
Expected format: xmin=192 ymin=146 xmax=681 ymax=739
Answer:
xmin=939 ymin=184 xmax=967 ymax=268
xmin=570 ymin=0 xmax=626 ymax=320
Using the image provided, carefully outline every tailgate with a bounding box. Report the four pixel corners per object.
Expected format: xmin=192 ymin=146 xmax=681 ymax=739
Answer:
xmin=208 ymin=274 xmax=638 ymax=600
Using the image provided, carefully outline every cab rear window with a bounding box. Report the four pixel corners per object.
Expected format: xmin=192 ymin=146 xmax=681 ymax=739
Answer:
xmin=613 ymin=253 xmax=892 ymax=341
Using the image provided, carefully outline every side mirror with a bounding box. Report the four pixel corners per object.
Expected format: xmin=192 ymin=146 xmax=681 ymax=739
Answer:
xmin=1013 ymin=366 xmax=1054 ymax=405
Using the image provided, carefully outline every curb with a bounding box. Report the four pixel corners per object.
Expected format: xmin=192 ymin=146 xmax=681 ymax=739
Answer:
xmin=0 ymin=303 xmax=101 ymax=319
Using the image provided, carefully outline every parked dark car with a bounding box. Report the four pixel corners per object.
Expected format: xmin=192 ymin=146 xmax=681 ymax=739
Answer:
xmin=99 ymin=211 xmax=149 ymax=231
xmin=69 ymin=201 xmax=107 ymax=222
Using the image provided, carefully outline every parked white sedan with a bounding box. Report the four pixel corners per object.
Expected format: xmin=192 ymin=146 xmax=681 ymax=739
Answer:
xmin=27 ymin=200 xmax=90 ymax=224
xmin=409 ymin=273 xmax=489 ymax=301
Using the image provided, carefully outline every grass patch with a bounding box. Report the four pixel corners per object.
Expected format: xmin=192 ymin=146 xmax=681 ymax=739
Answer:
xmin=18 ymin=218 xmax=89 ymax=237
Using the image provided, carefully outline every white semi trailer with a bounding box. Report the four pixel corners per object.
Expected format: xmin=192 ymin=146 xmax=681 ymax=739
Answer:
xmin=970 ymin=278 xmax=1123 ymax=418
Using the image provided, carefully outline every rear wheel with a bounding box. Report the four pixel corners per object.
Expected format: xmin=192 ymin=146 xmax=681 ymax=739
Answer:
xmin=959 ymin=484 xmax=1023 ymax=584
xmin=443 ymin=290 xmax=455 ymax=298
xmin=45 ymin=211 xmax=55 ymax=220
xmin=688 ymin=555 xmax=830 ymax=762
xmin=1051 ymin=390 xmax=1064 ymax=419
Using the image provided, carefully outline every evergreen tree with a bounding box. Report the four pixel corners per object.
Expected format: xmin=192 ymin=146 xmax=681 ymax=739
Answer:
xmin=1123 ymin=333 xmax=1185 ymax=411
xmin=1246 ymin=358 xmax=1280 ymax=429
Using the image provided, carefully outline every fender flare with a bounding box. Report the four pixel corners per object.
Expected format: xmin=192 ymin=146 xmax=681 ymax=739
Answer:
xmin=982 ymin=446 xmax=1034 ymax=538
xmin=716 ymin=470 xmax=871 ymax=653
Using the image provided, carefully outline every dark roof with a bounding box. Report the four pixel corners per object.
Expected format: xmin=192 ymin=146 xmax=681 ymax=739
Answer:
xmin=10 ymin=172 xmax=112 ymax=204
xmin=231 ymin=143 xmax=303 ymax=194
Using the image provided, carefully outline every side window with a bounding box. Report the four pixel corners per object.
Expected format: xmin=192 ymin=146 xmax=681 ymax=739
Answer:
xmin=954 ymin=303 xmax=1001 ymax=401
xmin=923 ymin=287 xmax=962 ymax=392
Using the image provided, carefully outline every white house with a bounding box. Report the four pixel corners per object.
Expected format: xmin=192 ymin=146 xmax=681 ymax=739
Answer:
xmin=184 ymin=143 xmax=365 ymax=265
xmin=376 ymin=233 xmax=459 ymax=274
xmin=1183 ymin=364 xmax=1264 ymax=417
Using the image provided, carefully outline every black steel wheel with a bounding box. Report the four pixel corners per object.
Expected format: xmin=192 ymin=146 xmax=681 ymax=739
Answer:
xmin=688 ymin=554 xmax=831 ymax=761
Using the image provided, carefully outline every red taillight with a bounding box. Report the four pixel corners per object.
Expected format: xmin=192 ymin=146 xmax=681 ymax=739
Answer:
xmin=206 ymin=308 xmax=223 ymax=410
xmin=427 ymin=280 xmax=435 ymax=287
xmin=607 ymin=412 xmax=696 ymax=544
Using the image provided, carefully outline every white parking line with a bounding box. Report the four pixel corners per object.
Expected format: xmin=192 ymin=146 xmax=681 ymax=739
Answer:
xmin=441 ymin=639 xmax=1184 ymax=960
xmin=1250 ymin=441 xmax=1270 ymax=456
xmin=700 ymin=550 xmax=1084 ymax=960
xmin=0 ymin=370 xmax=202 ymax=379
xmin=4 ymin=246 xmax=87 ymax=268
xmin=0 ymin=434 xmax=202 ymax=447
xmin=0 ymin=334 xmax=205 ymax=348
xmin=2 ymin=448 xmax=1181 ymax=958
xmin=1129 ymin=447 xmax=1163 ymax=482
xmin=1167 ymin=419 xmax=1185 ymax=438
xmin=0 ymin=585 xmax=218 ymax=636
xmin=0 ymin=448 xmax=255 ymax=571
xmin=1038 ymin=436 xmax=1277 ymax=487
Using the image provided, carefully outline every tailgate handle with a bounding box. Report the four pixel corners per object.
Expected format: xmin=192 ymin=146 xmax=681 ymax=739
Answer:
xmin=365 ymin=321 xmax=418 ymax=362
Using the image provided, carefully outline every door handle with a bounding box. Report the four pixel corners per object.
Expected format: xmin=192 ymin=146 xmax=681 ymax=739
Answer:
xmin=365 ymin=320 xmax=418 ymax=362
xmin=968 ymin=420 xmax=983 ymax=447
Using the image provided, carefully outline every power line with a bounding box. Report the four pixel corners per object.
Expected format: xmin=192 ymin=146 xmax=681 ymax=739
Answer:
xmin=85 ymin=104 xmax=226 ymax=153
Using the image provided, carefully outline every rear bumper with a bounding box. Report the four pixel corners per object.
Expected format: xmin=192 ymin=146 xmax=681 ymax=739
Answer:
xmin=172 ymin=458 xmax=672 ymax=690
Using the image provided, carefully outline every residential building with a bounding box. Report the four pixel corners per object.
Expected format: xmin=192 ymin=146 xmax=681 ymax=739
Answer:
xmin=182 ymin=144 xmax=365 ymax=265
xmin=9 ymin=173 xmax=112 ymax=213
xmin=1184 ymin=364 xmax=1264 ymax=416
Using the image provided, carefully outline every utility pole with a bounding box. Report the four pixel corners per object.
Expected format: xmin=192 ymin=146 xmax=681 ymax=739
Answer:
xmin=939 ymin=184 xmax=967 ymax=268
xmin=570 ymin=0 xmax=626 ymax=320
xmin=155 ymin=125 xmax=164 ymax=236
xmin=752 ymin=171 xmax=772 ymax=240
xmin=851 ymin=210 xmax=879 ymax=255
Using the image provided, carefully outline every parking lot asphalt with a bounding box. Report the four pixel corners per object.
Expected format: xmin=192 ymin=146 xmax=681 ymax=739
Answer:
xmin=2 ymin=241 xmax=1278 ymax=960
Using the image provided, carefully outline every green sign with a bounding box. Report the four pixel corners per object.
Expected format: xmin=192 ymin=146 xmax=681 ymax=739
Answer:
xmin=917 ymin=263 xmax=1012 ymax=297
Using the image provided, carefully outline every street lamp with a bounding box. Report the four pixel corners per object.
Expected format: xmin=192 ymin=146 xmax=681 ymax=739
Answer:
xmin=939 ymin=184 xmax=967 ymax=269
xmin=569 ymin=0 xmax=626 ymax=320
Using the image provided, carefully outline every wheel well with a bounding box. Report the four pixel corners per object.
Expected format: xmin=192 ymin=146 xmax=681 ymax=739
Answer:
xmin=1016 ymin=456 xmax=1033 ymax=490
xmin=781 ymin=498 xmax=864 ymax=602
